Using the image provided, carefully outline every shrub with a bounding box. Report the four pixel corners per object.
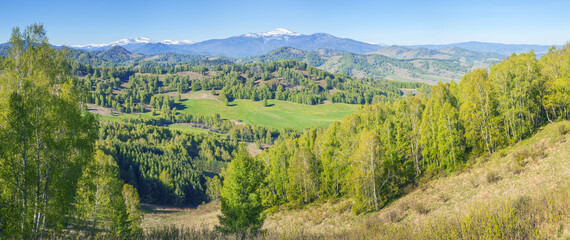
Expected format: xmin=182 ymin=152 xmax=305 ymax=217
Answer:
xmin=486 ymin=171 xmax=501 ymax=183
xmin=498 ymin=149 xmax=508 ymax=158
xmin=438 ymin=194 xmax=449 ymax=203
xmin=530 ymin=144 xmax=547 ymax=161
xmin=558 ymin=124 xmax=568 ymax=135
xmin=413 ymin=202 xmax=429 ymax=215
xmin=512 ymin=149 xmax=529 ymax=166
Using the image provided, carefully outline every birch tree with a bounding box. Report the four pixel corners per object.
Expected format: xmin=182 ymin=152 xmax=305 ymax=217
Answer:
xmin=0 ymin=24 xmax=98 ymax=238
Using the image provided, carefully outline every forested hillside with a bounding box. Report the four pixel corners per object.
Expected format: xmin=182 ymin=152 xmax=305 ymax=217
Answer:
xmin=252 ymin=45 xmax=570 ymax=212
xmin=76 ymin=59 xmax=426 ymax=113
xmin=240 ymin=46 xmax=503 ymax=82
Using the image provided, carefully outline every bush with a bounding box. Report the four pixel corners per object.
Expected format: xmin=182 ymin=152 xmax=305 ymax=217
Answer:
xmin=486 ymin=171 xmax=501 ymax=183
xmin=530 ymin=144 xmax=547 ymax=161
xmin=498 ymin=149 xmax=508 ymax=158
xmin=413 ymin=202 xmax=429 ymax=215
xmin=387 ymin=210 xmax=401 ymax=222
xmin=511 ymin=150 xmax=528 ymax=174
xmin=558 ymin=124 xmax=568 ymax=135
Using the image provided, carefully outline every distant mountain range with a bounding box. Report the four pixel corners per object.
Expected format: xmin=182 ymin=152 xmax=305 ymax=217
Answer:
xmin=0 ymin=29 xmax=562 ymax=83
xmin=64 ymin=28 xmax=560 ymax=58
xmin=70 ymin=28 xmax=383 ymax=57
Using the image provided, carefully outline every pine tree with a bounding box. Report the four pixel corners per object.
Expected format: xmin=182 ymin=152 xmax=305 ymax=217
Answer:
xmin=216 ymin=147 xmax=265 ymax=236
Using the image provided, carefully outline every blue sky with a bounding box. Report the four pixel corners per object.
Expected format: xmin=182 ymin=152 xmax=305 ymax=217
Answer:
xmin=1 ymin=0 xmax=568 ymax=46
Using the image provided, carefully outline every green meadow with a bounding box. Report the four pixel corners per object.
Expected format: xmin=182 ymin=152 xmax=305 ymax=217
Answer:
xmin=94 ymin=95 xmax=359 ymax=130
xmin=176 ymin=98 xmax=358 ymax=130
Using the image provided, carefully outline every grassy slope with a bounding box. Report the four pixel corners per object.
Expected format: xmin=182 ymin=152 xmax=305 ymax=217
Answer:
xmin=142 ymin=121 xmax=570 ymax=238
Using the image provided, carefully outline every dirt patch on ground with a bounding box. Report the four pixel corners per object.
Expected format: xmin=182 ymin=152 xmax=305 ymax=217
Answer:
xmin=142 ymin=202 xmax=221 ymax=231
xmin=328 ymin=87 xmax=340 ymax=95
xmin=207 ymin=71 xmax=220 ymax=77
xmin=170 ymin=123 xmax=221 ymax=133
xmin=247 ymin=143 xmax=263 ymax=156
xmin=176 ymin=71 xmax=204 ymax=79
xmin=400 ymin=88 xmax=420 ymax=96
xmin=86 ymin=103 xmax=112 ymax=116
xmin=187 ymin=92 xmax=218 ymax=100
xmin=229 ymin=120 xmax=245 ymax=126
xmin=159 ymin=91 xmax=218 ymax=100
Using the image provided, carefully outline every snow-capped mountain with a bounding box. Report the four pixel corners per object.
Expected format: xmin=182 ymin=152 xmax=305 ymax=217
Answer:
xmin=164 ymin=28 xmax=384 ymax=57
xmin=160 ymin=40 xmax=195 ymax=45
xmin=242 ymin=28 xmax=302 ymax=38
xmin=71 ymin=37 xmax=195 ymax=52
xmin=71 ymin=37 xmax=154 ymax=51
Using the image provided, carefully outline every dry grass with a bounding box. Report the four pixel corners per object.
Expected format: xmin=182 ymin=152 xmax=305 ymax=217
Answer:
xmin=142 ymin=201 xmax=221 ymax=232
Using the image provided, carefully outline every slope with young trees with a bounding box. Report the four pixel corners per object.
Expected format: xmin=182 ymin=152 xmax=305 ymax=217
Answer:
xmin=253 ymin=45 xmax=570 ymax=213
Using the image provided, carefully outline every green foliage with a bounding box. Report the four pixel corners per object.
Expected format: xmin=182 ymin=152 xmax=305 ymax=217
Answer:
xmin=217 ymin=147 xmax=265 ymax=236
xmin=121 ymin=184 xmax=143 ymax=236
xmin=74 ymin=150 xmax=142 ymax=238
xmin=99 ymin=122 xmax=237 ymax=206
xmin=206 ymin=175 xmax=223 ymax=201
xmin=0 ymin=24 xmax=99 ymax=238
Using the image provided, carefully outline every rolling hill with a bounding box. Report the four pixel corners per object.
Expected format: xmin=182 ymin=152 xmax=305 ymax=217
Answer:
xmin=408 ymin=41 xmax=560 ymax=56
xmin=93 ymin=46 xmax=142 ymax=63
xmin=239 ymin=46 xmax=503 ymax=83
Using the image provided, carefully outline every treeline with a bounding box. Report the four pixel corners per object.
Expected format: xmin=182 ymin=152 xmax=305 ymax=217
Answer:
xmin=253 ymin=45 xmax=570 ymax=213
xmin=211 ymin=60 xmax=418 ymax=105
xmin=99 ymin=122 xmax=238 ymax=206
xmin=127 ymin=112 xmax=300 ymax=145
xmin=74 ymin=59 xmax=427 ymax=113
